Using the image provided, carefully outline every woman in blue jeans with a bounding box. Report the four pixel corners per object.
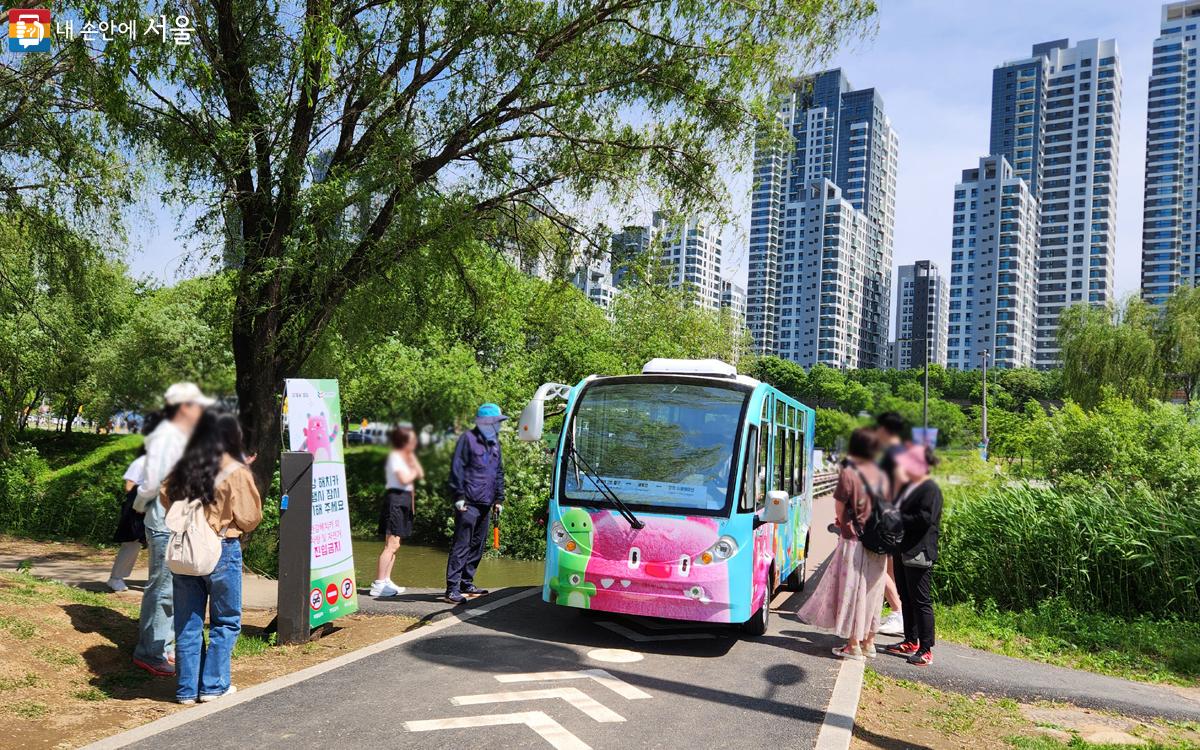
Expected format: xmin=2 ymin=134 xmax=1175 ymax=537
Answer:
xmin=160 ymin=412 xmax=262 ymax=704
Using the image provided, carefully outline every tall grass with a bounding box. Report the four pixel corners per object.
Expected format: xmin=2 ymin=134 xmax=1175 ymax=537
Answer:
xmin=938 ymin=482 xmax=1200 ymax=620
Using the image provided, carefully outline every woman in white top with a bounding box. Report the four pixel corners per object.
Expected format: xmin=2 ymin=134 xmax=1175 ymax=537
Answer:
xmin=371 ymin=427 xmax=424 ymax=597
xmin=107 ymin=412 xmax=164 ymax=592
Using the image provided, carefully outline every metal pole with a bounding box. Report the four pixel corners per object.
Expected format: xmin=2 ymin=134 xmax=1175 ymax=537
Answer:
xmin=922 ymin=333 xmax=930 ymax=433
xmin=980 ymin=349 xmax=989 ymax=458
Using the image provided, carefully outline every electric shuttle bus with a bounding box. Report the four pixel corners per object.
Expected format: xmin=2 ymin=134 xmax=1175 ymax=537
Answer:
xmin=517 ymin=358 xmax=816 ymax=635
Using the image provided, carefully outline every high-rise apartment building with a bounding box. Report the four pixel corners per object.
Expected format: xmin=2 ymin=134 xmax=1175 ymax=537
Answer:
xmin=893 ymin=260 xmax=949 ymax=369
xmin=610 ymin=224 xmax=653 ymax=288
xmin=721 ymin=280 xmax=747 ymax=320
xmin=990 ymin=38 xmax=1121 ymax=367
xmin=948 ymin=156 xmax=1040 ymax=371
xmin=607 ymin=213 xmax=723 ymax=309
xmin=570 ymin=254 xmax=618 ymax=309
xmin=654 ymin=212 xmax=723 ymax=309
xmin=746 ymin=69 xmax=899 ymax=368
xmin=1142 ymin=2 xmax=1200 ymax=306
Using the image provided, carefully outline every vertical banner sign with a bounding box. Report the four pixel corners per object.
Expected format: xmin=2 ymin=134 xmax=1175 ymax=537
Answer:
xmin=282 ymin=379 xmax=357 ymax=627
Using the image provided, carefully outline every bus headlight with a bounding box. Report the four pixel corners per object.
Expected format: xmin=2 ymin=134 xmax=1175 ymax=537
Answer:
xmin=700 ymin=536 xmax=738 ymax=564
xmin=551 ymin=521 xmax=569 ymax=549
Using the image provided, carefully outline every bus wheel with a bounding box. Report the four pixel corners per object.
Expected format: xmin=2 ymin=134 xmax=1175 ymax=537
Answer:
xmin=785 ymin=531 xmax=810 ymax=592
xmin=742 ymin=570 xmax=773 ymax=637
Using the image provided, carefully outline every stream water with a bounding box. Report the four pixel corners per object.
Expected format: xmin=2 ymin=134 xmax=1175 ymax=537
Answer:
xmin=351 ymin=538 xmax=545 ymax=589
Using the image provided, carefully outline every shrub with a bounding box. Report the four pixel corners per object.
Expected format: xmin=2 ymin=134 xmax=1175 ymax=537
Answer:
xmin=938 ymin=481 xmax=1200 ymax=619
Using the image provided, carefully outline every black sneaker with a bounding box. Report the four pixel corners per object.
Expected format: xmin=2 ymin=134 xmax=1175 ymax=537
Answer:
xmin=442 ymin=590 xmax=466 ymax=604
xmin=462 ymin=585 xmax=489 ymax=597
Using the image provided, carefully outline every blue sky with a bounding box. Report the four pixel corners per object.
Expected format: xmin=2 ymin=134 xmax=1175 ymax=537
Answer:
xmin=129 ymin=0 xmax=1161 ymax=302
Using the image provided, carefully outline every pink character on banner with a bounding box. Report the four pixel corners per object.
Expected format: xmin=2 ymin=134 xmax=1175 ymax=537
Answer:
xmin=302 ymin=412 xmax=339 ymax=460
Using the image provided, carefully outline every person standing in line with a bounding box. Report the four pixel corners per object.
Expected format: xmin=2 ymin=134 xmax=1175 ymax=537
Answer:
xmin=874 ymin=412 xmax=909 ymax=636
xmin=443 ymin=404 xmax=507 ymax=604
xmin=798 ymin=428 xmax=890 ymax=660
xmin=162 ymin=412 xmax=262 ymax=704
xmin=371 ymin=426 xmax=424 ymax=597
xmin=106 ymin=414 xmax=165 ymax=592
xmin=131 ymin=382 xmax=214 ymax=677
xmin=884 ymin=444 xmax=943 ymax=667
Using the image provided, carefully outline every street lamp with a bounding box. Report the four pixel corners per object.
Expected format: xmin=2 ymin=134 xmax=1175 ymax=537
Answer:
xmin=979 ymin=348 xmax=990 ymax=460
xmin=897 ymin=333 xmax=931 ymax=436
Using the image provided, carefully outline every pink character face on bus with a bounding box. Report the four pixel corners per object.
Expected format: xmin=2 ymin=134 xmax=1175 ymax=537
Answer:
xmin=302 ymin=413 xmax=339 ymax=460
xmin=586 ymin=512 xmax=730 ymax=621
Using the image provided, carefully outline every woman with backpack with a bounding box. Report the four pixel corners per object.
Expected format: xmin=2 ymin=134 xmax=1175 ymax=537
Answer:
xmin=160 ymin=412 xmax=262 ymax=705
xmin=798 ymin=428 xmax=891 ymax=660
xmin=883 ymin=444 xmax=943 ymax=667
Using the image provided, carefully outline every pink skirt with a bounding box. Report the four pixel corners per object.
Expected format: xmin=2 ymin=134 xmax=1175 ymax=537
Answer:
xmin=798 ymin=536 xmax=888 ymax=642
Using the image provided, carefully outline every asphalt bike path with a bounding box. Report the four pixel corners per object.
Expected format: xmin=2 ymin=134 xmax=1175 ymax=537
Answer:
xmin=113 ymin=587 xmax=848 ymax=750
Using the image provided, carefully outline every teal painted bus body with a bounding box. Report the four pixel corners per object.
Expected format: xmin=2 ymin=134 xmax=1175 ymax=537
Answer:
xmin=542 ymin=373 xmax=816 ymax=625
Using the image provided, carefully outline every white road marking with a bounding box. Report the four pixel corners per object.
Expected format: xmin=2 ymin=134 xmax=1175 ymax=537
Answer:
xmin=813 ymin=657 xmax=866 ymax=750
xmin=596 ymin=620 xmax=715 ymax=642
xmin=586 ymin=647 xmax=644 ymax=664
xmin=496 ymin=669 xmax=652 ymax=700
xmin=405 ymin=710 xmax=590 ymax=750
xmin=452 ymin=687 xmax=625 ymax=722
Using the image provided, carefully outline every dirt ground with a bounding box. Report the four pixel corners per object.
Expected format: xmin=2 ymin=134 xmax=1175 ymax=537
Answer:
xmin=853 ymin=668 xmax=1200 ymax=750
xmin=0 ymin=571 xmax=416 ymax=750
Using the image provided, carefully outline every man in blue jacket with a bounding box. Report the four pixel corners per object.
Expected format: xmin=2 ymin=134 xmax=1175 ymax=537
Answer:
xmin=444 ymin=403 xmax=507 ymax=603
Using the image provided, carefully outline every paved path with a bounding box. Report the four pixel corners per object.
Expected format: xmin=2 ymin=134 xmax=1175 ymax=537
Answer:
xmin=864 ymin=638 xmax=1200 ymax=722
xmin=112 ymin=587 xmax=848 ymax=750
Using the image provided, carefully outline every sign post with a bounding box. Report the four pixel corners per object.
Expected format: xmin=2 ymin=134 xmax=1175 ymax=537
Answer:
xmin=282 ymin=379 xmax=358 ymax=633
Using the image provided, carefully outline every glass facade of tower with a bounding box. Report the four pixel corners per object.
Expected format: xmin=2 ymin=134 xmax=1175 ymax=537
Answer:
xmin=1142 ymin=1 xmax=1200 ymax=306
xmin=746 ymin=69 xmax=898 ymax=369
xmin=990 ymin=39 xmax=1121 ymax=369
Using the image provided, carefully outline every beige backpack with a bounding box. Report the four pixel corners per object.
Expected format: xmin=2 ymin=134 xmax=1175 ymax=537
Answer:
xmin=164 ymin=465 xmax=238 ymax=576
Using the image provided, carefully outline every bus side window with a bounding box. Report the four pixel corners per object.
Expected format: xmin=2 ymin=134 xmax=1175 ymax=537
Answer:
xmin=740 ymin=427 xmax=758 ymax=513
xmin=758 ymin=422 xmax=770 ymax=507
xmin=791 ymin=427 xmax=801 ymax=492
xmin=776 ymin=424 xmax=788 ymax=495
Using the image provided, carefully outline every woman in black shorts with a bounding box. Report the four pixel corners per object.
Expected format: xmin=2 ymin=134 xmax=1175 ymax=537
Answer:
xmin=371 ymin=427 xmax=423 ymax=597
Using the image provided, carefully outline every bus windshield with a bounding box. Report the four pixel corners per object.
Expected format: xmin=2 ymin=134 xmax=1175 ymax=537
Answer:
xmin=562 ymin=380 xmax=748 ymax=514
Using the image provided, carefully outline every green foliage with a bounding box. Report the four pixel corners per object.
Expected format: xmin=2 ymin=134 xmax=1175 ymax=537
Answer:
xmin=1059 ymin=299 xmax=1162 ymax=409
xmin=88 ymin=274 xmax=236 ymax=417
xmin=1030 ymin=396 xmax=1200 ymax=498
xmin=938 ymin=481 xmax=1200 ymax=620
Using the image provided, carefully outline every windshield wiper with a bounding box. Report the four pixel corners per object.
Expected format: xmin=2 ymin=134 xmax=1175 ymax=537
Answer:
xmin=567 ymin=438 xmax=644 ymax=530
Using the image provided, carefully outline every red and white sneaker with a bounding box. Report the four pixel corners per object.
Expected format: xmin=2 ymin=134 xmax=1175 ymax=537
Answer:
xmin=884 ymin=641 xmax=919 ymax=656
xmin=906 ymin=649 xmax=933 ymax=667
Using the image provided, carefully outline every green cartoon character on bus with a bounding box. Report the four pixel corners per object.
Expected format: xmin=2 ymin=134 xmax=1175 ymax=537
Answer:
xmin=549 ymin=507 xmax=596 ymax=608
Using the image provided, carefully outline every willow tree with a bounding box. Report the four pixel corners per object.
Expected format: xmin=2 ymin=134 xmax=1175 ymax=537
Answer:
xmin=65 ymin=0 xmax=875 ymax=487
xmin=1058 ymin=298 xmax=1162 ymax=409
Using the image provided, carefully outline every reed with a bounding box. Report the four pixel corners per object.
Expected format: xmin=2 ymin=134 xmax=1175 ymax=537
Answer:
xmin=937 ymin=482 xmax=1200 ymax=620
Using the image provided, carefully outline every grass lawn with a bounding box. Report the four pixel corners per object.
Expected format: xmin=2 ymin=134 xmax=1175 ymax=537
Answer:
xmin=936 ymin=599 xmax=1200 ymax=687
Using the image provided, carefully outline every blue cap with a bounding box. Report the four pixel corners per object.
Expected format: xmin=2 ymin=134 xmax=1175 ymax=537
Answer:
xmin=476 ymin=403 xmax=509 ymax=421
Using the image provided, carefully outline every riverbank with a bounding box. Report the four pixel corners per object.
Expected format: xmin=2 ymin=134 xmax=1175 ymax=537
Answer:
xmin=0 ymin=569 xmax=417 ymax=750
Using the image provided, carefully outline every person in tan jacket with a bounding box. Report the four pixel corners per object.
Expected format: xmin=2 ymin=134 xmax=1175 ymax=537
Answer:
xmin=160 ymin=411 xmax=261 ymax=705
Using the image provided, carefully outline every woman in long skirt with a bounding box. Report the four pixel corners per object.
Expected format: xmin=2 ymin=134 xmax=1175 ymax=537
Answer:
xmin=798 ymin=427 xmax=890 ymax=660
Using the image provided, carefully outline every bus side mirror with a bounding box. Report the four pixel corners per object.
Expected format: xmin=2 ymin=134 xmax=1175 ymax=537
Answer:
xmin=518 ymin=398 xmax=544 ymax=442
xmin=758 ymin=490 xmax=789 ymax=525
xmin=518 ymin=382 xmax=572 ymax=443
